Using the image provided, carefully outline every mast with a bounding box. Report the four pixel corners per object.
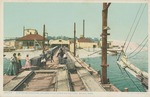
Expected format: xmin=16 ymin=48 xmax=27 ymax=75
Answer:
xmin=74 ymin=22 xmax=76 ymax=57
xmin=43 ymin=24 xmax=45 ymax=51
xmin=101 ymin=3 xmax=111 ymax=84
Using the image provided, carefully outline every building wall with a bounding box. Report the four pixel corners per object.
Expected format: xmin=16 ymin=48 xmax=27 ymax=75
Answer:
xmin=100 ymin=41 xmax=113 ymax=48
xmin=77 ymin=42 xmax=97 ymax=48
xmin=70 ymin=42 xmax=98 ymax=53
xmin=50 ymin=39 xmax=69 ymax=44
xmin=50 ymin=39 xmax=69 ymax=47
xmin=4 ymin=40 xmax=16 ymax=47
xmin=21 ymin=41 xmax=43 ymax=49
xmin=24 ymin=29 xmax=38 ymax=36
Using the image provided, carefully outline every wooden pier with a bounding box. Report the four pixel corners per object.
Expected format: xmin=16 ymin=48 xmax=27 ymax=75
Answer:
xmin=3 ymin=49 xmax=120 ymax=92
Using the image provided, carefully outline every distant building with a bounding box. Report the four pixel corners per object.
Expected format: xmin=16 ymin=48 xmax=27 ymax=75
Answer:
xmin=4 ymin=38 xmax=17 ymax=48
xmin=70 ymin=36 xmax=98 ymax=53
xmin=4 ymin=38 xmax=19 ymax=52
xmin=49 ymin=39 xmax=69 ymax=48
xmin=77 ymin=36 xmax=97 ymax=48
xmin=99 ymin=40 xmax=114 ymax=48
xmin=17 ymin=33 xmax=48 ymax=49
xmin=24 ymin=29 xmax=38 ymax=36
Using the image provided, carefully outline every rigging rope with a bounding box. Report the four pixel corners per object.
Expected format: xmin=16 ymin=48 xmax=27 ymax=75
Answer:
xmin=128 ymin=35 xmax=148 ymax=57
xmin=123 ymin=4 xmax=142 ymax=48
xmin=115 ymin=55 xmax=133 ymax=87
xmin=125 ymin=4 xmax=147 ymax=53
xmin=128 ymin=39 xmax=148 ymax=58
xmin=123 ymin=68 xmax=141 ymax=92
xmin=117 ymin=4 xmax=143 ymax=61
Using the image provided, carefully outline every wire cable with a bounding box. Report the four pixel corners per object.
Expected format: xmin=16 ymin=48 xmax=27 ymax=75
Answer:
xmin=116 ymin=4 xmax=143 ymax=61
xmin=123 ymin=4 xmax=142 ymax=48
xmin=125 ymin=4 xmax=147 ymax=53
xmin=123 ymin=68 xmax=141 ymax=91
xmin=128 ymin=39 xmax=148 ymax=58
xmin=128 ymin=35 xmax=148 ymax=57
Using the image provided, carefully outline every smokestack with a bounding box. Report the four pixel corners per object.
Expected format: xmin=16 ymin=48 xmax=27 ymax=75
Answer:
xmin=83 ymin=20 xmax=85 ymax=37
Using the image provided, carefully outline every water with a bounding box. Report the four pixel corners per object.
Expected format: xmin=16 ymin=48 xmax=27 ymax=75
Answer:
xmin=82 ymin=51 xmax=148 ymax=92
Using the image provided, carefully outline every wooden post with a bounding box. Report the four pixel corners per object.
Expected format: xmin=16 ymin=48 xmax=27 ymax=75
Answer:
xmin=74 ymin=23 xmax=76 ymax=57
xmin=43 ymin=24 xmax=45 ymax=51
xmin=101 ymin=3 xmax=111 ymax=84
xmin=124 ymin=88 xmax=128 ymax=92
xmin=83 ymin=20 xmax=85 ymax=37
xmin=23 ymin=26 xmax=25 ymax=36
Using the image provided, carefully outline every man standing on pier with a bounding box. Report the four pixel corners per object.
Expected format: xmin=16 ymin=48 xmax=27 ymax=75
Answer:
xmin=57 ymin=48 xmax=64 ymax=64
xmin=50 ymin=50 xmax=54 ymax=63
xmin=41 ymin=50 xmax=47 ymax=68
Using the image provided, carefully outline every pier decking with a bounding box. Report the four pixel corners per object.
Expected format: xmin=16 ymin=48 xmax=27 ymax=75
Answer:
xmin=3 ymin=48 xmax=120 ymax=92
xmin=4 ymin=71 xmax=33 ymax=91
xmin=56 ymin=69 xmax=70 ymax=91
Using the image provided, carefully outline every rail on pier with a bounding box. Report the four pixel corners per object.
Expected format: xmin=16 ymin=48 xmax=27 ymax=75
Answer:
xmin=67 ymin=52 xmax=106 ymax=92
xmin=4 ymin=71 xmax=33 ymax=91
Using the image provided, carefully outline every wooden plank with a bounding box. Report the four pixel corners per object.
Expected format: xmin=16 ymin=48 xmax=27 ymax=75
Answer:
xmin=34 ymin=70 xmax=57 ymax=73
xmin=4 ymin=71 xmax=33 ymax=91
xmin=56 ymin=69 xmax=70 ymax=91
xmin=77 ymin=69 xmax=106 ymax=92
xmin=67 ymin=52 xmax=82 ymax=68
xmin=3 ymin=75 xmax=16 ymax=86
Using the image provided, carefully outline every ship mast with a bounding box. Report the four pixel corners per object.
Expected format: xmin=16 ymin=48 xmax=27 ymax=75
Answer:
xmin=101 ymin=3 xmax=111 ymax=84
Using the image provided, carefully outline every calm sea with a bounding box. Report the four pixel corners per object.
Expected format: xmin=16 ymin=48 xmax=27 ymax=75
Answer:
xmin=82 ymin=51 xmax=148 ymax=92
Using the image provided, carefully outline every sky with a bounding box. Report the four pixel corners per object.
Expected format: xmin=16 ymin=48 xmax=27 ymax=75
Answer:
xmin=4 ymin=2 xmax=148 ymax=43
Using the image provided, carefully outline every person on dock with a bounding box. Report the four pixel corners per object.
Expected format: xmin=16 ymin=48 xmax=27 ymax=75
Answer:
xmin=57 ymin=48 xmax=64 ymax=64
xmin=63 ymin=53 xmax=67 ymax=64
xmin=41 ymin=50 xmax=47 ymax=68
xmin=6 ymin=53 xmax=17 ymax=76
xmin=50 ymin=51 xmax=54 ymax=63
xmin=17 ymin=53 xmax=22 ymax=72
xmin=22 ymin=54 xmax=31 ymax=69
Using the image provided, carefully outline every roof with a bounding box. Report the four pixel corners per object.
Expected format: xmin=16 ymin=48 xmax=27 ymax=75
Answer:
xmin=17 ymin=34 xmax=48 ymax=41
xmin=78 ymin=37 xmax=94 ymax=43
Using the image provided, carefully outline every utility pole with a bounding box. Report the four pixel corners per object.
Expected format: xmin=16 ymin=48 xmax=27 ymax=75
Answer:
xmin=23 ymin=26 xmax=25 ymax=36
xmin=83 ymin=20 xmax=85 ymax=37
xmin=43 ymin=24 xmax=45 ymax=51
xmin=74 ymin=22 xmax=76 ymax=57
xmin=101 ymin=3 xmax=111 ymax=84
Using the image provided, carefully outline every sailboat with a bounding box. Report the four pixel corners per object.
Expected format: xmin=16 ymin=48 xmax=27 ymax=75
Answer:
xmin=117 ymin=50 xmax=148 ymax=89
xmin=116 ymin=4 xmax=148 ymax=89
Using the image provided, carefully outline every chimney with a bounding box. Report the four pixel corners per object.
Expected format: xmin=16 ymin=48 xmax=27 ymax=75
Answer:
xmin=83 ymin=20 xmax=85 ymax=37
